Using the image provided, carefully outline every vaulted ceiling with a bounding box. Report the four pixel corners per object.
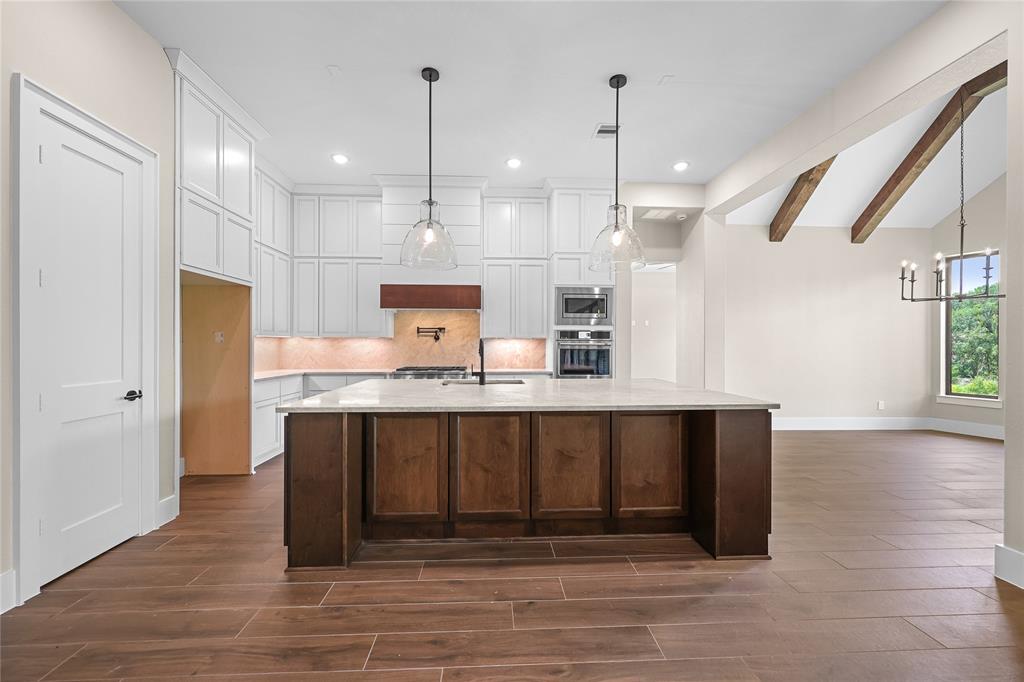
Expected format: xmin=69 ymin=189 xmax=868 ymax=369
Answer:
xmin=117 ymin=0 xmax=942 ymax=187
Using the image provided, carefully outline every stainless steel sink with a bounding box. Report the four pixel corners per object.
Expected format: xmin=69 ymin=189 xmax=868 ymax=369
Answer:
xmin=441 ymin=379 xmax=526 ymax=386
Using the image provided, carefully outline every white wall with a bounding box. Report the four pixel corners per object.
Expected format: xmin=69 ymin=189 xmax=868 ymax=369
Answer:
xmin=929 ymin=175 xmax=1006 ymax=428
xmin=631 ymin=271 xmax=676 ymax=381
xmin=0 ymin=1 xmax=176 ymax=575
xmin=722 ymin=226 xmax=933 ymax=420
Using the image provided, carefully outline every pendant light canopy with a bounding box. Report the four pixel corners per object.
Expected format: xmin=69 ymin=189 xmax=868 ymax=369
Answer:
xmin=589 ymin=74 xmax=645 ymax=272
xmin=401 ymin=67 xmax=457 ymax=270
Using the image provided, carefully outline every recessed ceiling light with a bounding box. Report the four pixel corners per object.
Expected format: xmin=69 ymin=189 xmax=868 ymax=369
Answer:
xmin=672 ymin=160 xmax=689 ymax=172
xmin=331 ymin=153 xmax=349 ymax=165
xmin=506 ymin=158 xmax=522 ymax=169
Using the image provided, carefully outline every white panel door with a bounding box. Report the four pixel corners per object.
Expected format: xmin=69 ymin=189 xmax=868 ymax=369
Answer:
xmin=517 ymin=199 xmax=547 ymax=258
xmin=37 ymin=113 xmax=143 ymax=584
xmin=273 ymin=252 xmax=291 ymax=335
xmin=353 ymin=198 xmax=382 ymax=257
xmin=273 ymin=185 xmax=291 ymax=254
xmin=320 ymin=259 xmax=353 ymax=336
xmin=484 ymin=199 xmax=514 ymax=258
xmin=554 ymin=191 xmax=583 ymax=252
xmin=180 ymin=79 xmax=221 ymax=203
xmin=222 ymin=213 xmax=253 ymax=282
xmin=516 ymin=262 xmax=548 ymax=338
xmin=222 ymin=118 xmax=254 ymax=220
xmin=320 ymin=197 xmax=352 ymax=257
xmin=292 ymin=258 xmax=319 ymax=337
xmin=292 ymin=195 xmax=319 ymax=257
xmin=257 ymin=247 xmax=276 ymax=334
xmin=353 ymin=260 xmax=386 ymax=337
xmin=481 ymin=261 xmax=514 ymax=338
xmin=180 ymin=190 xmax=222 ymax=274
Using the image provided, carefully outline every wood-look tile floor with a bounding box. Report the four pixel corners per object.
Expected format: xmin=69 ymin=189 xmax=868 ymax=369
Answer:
xmin=4 ymin=430 xmax=1024 ymax=680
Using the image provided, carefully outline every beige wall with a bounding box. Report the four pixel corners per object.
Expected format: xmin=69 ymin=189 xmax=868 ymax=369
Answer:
xmin=1 ymin=1 xmax=175 ymax=574
xmin=929 ymin=175 xmax=1006 ymax=427
xmin=721 ymin=226 xmax=933 ymax=419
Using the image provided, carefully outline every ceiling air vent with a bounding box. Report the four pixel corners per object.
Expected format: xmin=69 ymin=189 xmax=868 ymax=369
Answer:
xmin=592 ymin=123 xmax=619 ymax=139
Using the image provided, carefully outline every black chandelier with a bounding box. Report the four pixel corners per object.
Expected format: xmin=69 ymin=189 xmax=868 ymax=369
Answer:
xmin=899 ymin=91 xmax=1005 ymax=303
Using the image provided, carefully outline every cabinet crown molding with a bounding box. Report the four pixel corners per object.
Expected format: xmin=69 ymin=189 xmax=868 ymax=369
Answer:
xmin=166 ymin=48 xmax=270 ymax=141
xmin=293 ymin=184 xmax=382 ymax=197
xmin=544 ymin=178 xmax=616 ymax=192
xmin=374 ymin=174 xmax=489 ymax=190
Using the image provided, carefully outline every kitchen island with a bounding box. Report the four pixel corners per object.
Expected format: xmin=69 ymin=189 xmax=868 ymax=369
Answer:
xmin=278 ymin=378 xmax=779 ymax=568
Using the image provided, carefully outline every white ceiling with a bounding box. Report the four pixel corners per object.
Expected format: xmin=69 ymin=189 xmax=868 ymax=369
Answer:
xmin=117 ymin=1 xmax=941 ymax=187
xmin=726 ymin=87 xmax=1007 ymax=229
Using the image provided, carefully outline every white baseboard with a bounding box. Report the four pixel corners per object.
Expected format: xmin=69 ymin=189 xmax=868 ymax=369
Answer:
xmin=1 ymin=570 xmax=18 ymax=614
xmin=995 ymin=544 xmax=1024 ymax=588
xmin=157 ymin=493 xmax=179 ymax=527
xmin=772 ymin=416 xmax=1003 ymax=440
xmin=178 ymin=456 xmax=185 ymax=478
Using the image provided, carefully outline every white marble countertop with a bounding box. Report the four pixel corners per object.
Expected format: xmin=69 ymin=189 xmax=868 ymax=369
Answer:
xmin=277 ymin=378 xmax=779 ymax=413
xmin=254 ymin=368 xmax=553 ymax=381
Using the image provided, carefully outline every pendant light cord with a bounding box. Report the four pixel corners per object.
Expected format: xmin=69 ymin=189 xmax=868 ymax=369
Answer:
xmin=428 ymin=77 xmax=433 ymax=205
xmin=614 ymin=84 xmax=620 ymax=207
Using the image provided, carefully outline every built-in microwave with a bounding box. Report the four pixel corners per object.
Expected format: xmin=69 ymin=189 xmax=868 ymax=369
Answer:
xmin=554 ymin=287 xmax=614 ymax=327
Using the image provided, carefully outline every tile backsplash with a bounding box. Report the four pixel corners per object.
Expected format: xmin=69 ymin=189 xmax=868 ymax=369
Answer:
xmin=255 ymin=311 xmax=547 ymax=371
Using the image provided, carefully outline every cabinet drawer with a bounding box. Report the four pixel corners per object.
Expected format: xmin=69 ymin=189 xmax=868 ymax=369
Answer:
xmin=305 ymin=375 xmax=349 ymax=392
xmin=279 ymin=375 xmax=303 ymax=396
xmin=253 ymin=379 xmax=280 ymax=403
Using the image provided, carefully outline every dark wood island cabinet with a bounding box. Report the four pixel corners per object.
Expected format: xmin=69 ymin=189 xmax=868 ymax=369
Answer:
xmin=280 ymin=379 xmax=777 ymax=567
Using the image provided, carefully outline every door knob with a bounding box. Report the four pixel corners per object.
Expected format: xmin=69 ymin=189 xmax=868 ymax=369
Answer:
xmin=121 ymin=389 xmax=143 ymax=402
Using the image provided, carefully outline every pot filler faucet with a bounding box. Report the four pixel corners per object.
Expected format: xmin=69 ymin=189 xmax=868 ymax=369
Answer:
xmin=472 ymin=338 xmax=486 ymax=385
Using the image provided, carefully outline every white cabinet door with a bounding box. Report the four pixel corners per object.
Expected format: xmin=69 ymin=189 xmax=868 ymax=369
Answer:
xmin=252 ymin=399 xmax=280 ymax=467
xmin=483 ymin=199 xmax=514 ymax=258
xmin=516 ymin=262 xmax=547 ymax=338
xmin=482 ymin=261 xmax=515 ymax=338
xmin=292 ymin=196 xmax=319 ymax=257
xmin=222 ymin=118 xmax=254 ymax=220
xmin=517 ymin=199 xmax=547 ymax=258
xmin=584 ymin=191 xmax=614 ymax=249
xmin=180 ymin=80 xmax=222 ymax=204
xmin=320 ymin=197 xmax=352 ymax=257
xmin=320 ymin=259 xmax=352 ymax=336
xmin=273 ymin=185 xmax=291 ymax=254
xmin=353 ymin=260 xmax=387 ymax=337
xmin=552 ymin=254 xmax=584 ymax=285
xmin=180 ymin=190 xmax=222 ymax=273
xmin=258 ymin=175 xmax=275 ymax=245
xmin=353 ymin=198 xmax=382 ymax=257
xmin=222 ymin=213 xmax=253 ymax=282
xmin=553 ymin=191 xmax=583 ymax=252
xmin=292 ymin=259 xmax=319 ymax=337
xmin=257 ymin=247 xmax=275 ymax=335
xmin=273 ymin=252 xmax=290 ymax=335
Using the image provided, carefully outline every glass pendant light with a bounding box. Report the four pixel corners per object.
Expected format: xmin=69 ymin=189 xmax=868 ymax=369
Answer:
xmin=589 ymin=74 xmax=646 ymax=272
xmin=401 ymin=67 xmax=457 ymax=270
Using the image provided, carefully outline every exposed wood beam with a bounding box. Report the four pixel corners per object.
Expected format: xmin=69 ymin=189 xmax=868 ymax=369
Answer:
xmin=769 ymin=156 xmax=836 ymax=242
xmin=850 ymin=60 xmax=1007 ymax=244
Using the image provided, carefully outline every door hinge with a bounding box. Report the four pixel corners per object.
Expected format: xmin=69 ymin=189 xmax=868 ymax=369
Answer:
xmin=38 ymin=145 xmax=44 ymax=164
xmin=38 ymin=393 xmax=43 ymax=412
xmin=38 ymin=268 xmax=44 ymax=288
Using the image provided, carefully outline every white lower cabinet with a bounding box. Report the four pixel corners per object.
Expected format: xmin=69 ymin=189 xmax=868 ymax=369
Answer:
xmin=180 ymin=189 xmax=254 ymax=284
xmin=482 ymin=260 xmax=548 ymax=339
xmin=252 ymin=376 xmax=304 ymax=470
xmin=302 ymin=373 xmax=384 ymax=398
xmin=255 ymin=245 xmax=290 ymax=336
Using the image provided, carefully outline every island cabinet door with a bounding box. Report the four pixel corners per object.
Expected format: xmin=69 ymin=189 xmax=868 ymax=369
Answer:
xmin=531 ymin=412 xmax=611 ymax=519
xmin=449 ymin=413 xmax=530 ymax=521
xmin=611 ymin=412 xmax=687 ymax=518
xmin=367 ymin=413 xmax=448 ymax=523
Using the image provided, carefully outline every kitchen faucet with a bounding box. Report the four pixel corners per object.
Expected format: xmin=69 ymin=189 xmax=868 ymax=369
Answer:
xmin=473 ymin=338 xmax=486 ymax=385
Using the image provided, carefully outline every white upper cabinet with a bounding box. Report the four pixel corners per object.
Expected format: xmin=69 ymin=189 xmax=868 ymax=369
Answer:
xmin=180 ymin=80 xmax=222 ymax=204
xmin=483 ymin=198 xmax=547 ymax=259
xmin=180 ymin=191 xmax=222 ymax=274
xmin=583 ymin=191 xmax=614 ymax=250
xmin=222 ymin=212 xmax=253 ymax=281
xmin=256 ymin=173 xmax=292 ymax=255
xmin=258 ymin=174 xmax=275 ymax=244
xmin=272 ymin=252 xmax=291 ymax=335
xmin=353 ymin=260 xmax=388 ymax=337
xmin=551 ymin=253 xmax=614 ymax=287
xmin=320 ymin=197 xmax=352 ymax=257
xmin=319 ymin=260 xmax=353 ymax=336
xmin=292 ymin=196 xmax=319 ymax=257
xmin=481 ymin=260 xmax=548 ymax=339
xmin=222 ymin=118 xmax=255 ymax=220
xmin=353 ymin=198 xmax=383 ymax=257
xmin=254 ymin=245 xmax=290 ymax=336
xmin=551 ymin=189 xmax=612 ymax=253
xmin=292 ymin=259 xmax=319 ymax=337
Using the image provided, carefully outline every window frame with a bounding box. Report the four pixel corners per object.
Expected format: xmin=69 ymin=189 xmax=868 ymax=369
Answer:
xmin=943 ymin=250 xmax=1000 ymax=400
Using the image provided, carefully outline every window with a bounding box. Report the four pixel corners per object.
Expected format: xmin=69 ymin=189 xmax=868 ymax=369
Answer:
xmin=945 ymin=251 xmax=999 ymax=399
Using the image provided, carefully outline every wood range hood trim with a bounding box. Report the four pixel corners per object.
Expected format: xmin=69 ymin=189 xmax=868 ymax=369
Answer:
xmin=379 ymin=284 xmax=482 ymax=310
